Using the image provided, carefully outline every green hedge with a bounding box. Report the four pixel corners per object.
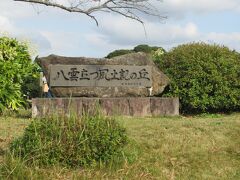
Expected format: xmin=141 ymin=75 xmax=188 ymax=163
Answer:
xmin=157 ymin=42 xmax=240 ymax=113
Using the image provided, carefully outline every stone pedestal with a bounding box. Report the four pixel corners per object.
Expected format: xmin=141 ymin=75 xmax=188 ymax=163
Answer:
xmin=32 ymin=97 xmax=179 ymax=118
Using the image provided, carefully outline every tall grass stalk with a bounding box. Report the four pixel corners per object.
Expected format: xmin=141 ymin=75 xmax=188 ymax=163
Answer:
xmin=9 ymin=112 xmax=128 ymax=168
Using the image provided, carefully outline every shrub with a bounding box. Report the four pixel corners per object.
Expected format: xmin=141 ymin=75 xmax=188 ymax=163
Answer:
xmin=152 ymin=47 xmax=166 ymax=64
xmin=157 ymin=42 xmax=240 ymax=113
xmin=106 ymin=49 xmax=134 ymax=58
xmin=134 ymin=44 xmax=165 ymax=54
xmin=0 ymin=36 xmax=39 ymax=111
xmin=105 ymin=44 xmax=165 ymax=58
xmin=10 ymin=114 xmax=128 ymax=167
xmin=133 ymin=44 xmax=152 ymax=53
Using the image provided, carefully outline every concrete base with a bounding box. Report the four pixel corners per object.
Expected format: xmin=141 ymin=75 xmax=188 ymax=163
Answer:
xmin=32 ymin=97 xmax=179 ymax=118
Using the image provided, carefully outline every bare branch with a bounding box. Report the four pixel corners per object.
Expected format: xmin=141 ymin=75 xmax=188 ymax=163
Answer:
xmin=14 ymin=0 xmax=167 ymax=25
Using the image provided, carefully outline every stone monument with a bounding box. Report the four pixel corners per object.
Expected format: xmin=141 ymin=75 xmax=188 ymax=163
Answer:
xmin=32 ymin=52 xmax=179 ymax=117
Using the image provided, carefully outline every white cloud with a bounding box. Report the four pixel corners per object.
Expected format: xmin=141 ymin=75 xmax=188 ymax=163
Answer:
xmin=84 ymin=33 xmax=133 ymax=56
xmin=148 ymin=0 xmax=240 ymax=20
xmin=1 ymin=0 xmax=240 ymax=58
xmin=40 ymin=31 xmax=130 ymax=57
xmin=0 ymin=0 xmax=88 ymax=21
xmin=95 ymin=15 xmax=199 ymax=46
xmin=204 ymin=32 xmax=240 ymax=51
xmin=0 ymin=15 xmax=51 ymax=56
xmin=0 ymin=16 xmax=13 ymax=33
xmin=14 ymin=19 xmax=240 ymax=57
xmin=0 ymin=0 xmax=36 ymax=19
xmin=19 ymin=32 xmax=52 ymax=56
xmin=88 ymin=15 xmax=240 ymax=52
xmin=164 ymin=0 xmax=240 ymax=12
xmin=40 ymin=31 xmax=82 ymax=56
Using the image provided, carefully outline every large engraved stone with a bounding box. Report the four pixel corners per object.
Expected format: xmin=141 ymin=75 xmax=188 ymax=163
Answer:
xmin=50 ymin=65 xmax=152 ymax=87
xmin=36 ymin=52 xmax=170 ymax=97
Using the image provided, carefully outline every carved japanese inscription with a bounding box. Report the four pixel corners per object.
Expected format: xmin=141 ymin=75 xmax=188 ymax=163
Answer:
xmin=50 ymin=65 xmax=152 ymax=87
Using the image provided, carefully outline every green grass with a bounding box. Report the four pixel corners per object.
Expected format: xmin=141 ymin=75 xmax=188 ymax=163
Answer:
xmin=0 ymin=113 xmax=240 ymax=179
xmin=0 ymin=113 xmax=30 ymax=164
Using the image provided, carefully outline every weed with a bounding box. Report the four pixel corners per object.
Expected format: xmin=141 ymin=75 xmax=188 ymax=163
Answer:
xmin=10 ymin=114 xmax=128 ymax=168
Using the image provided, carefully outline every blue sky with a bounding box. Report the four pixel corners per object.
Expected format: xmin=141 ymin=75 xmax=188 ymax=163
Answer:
xmin=1 ymin=0 xmax=240 ymax=58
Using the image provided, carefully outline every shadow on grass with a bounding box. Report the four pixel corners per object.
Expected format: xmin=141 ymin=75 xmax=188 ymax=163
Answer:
xmin=1 ymin=109 xmax=31 ymax=119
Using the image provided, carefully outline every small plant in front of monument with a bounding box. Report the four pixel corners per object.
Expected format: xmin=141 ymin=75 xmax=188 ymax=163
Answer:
xmin=10 ymin=114 xmax=128 ymax=168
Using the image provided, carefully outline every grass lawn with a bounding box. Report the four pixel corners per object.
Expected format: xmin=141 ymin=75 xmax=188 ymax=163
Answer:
xmin=0 ymin=113 xmax=240 ymax=179
xmin=0 ymin=114 xmax=30 ymax=164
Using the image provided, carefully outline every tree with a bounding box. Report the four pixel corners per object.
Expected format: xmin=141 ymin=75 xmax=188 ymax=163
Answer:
xmin=105 ymin=44 xmax=165 ymax=58
xmin=14 ymin=0 xmax=166 ymax=25
xmin=0 ymin=36 xmax=39 ymax=111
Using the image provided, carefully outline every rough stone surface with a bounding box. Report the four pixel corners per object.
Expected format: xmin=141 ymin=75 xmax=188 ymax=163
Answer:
xmin=37 ymin=53 xmax=170 ymax=97
xmin=100 ymin=98 xmax=130 ymax=116
xmin=82 ymin=98 xmax=99 ymax=116
xmin=128 ymin=98 xmax=151 ymax=116
xmin=150 ymin=97 xmax=179 ymax=116
xmin=32 ymin=97 xmax=179 ymax=118
xmin=65 ymin=98 xmax=82 ymax=116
